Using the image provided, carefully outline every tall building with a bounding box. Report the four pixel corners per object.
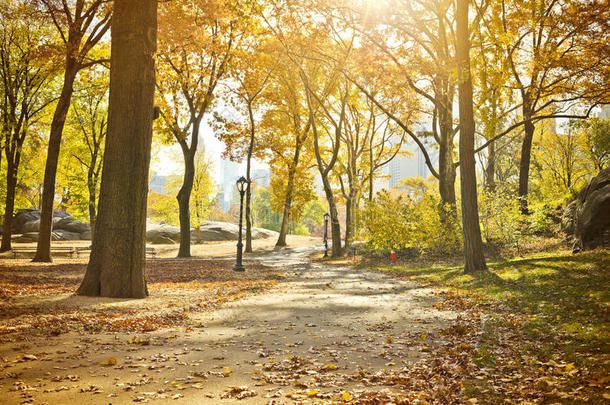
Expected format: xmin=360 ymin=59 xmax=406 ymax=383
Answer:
xmin=219 ymin=159 xmax=240 ymax=211
xmin=252 ymin=168 xmax=271 ymax=188
xmin=149 ymin=173 xmax=168 ymax=194
xmin=385 ymin=136 xmax=438 ymax=189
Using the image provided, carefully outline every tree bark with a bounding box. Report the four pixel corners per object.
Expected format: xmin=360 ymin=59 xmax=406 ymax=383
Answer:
xmin=344 ymin=194 xmax=352 ymax=251
xmin=275 ymin=172 xmax=294 ymax=247
xmin=33 ymin=61 xmax=79 ymax=262
xmin=176 ymin=116 xmax=201 ymax=258
xmin=177 ymin=147 xmax=195 ymax=258
xmin=456 ymin=0 xmax=487 ymax=274
xmin=0 ymin=156 xmax=17 ymax=252
xmin=321 ymin=175 xmax=342 ymax=257
xmin=485 ymin=141 xmax=496 ymax=192
xmin=368 ymin=164 xmax=374 ymax=201
xmin=87 ymin=153 xmax=98 ymax=241
xmin=519 ymin=108 xmax=535 ymax=213
xmin=1 ymin=124 xmax=25 ymax=252
xmin=77 ymin=0 xmax=157 ymax=298
xmin=245 ymin=105 xmax=255 ymax=253
xmin=276 ymin=140 xmax=302 ymax=247
xmin=437 ymin=94 xmax=457 ymax=208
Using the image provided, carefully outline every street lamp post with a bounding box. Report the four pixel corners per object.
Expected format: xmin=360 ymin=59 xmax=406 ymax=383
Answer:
xmin=233 ymin=176 xmax=248 ymax=272
xmin=323 ymin=213 xmax=329 ymax=258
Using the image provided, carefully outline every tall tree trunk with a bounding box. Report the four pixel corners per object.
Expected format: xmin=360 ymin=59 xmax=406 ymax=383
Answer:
xmin=457 ymin=0 xmax=487 ymax=274
xmin=368 ymin=140 xmax=374 ymax=201
xmin=275 ymin=173 xmax=294 ymax=247
xmin=519 ymin=107 xmax=534 ymax=213
xmin=87 ymin=163 xmax=97 ymax=241
xmin=245 ymin=107 xmax=255 ymax=253
xmin=0 ymin=157 xmax=17 ymax=252
xmin=276 ymin=143 xmax=301 ymax=247
xmin=344 ymin=194 xmax=352 ymax=251
xmin=344 ymin=161 xmax=359 ymax=251
xmin=33 ymin=61 xmax=78 ymax=262
xmin=368 ymin=166 xmax=374 ymax=201
xmin=438 ymin=100 xmax=457 ymax=208
xmin=245 ymin=178 xmax=252 ymax=252
xmin=179 ymin=118 xmax=206 ymax=256
xmin=177 ymin=150 xmax=195 ymax=257
xmin=485 ymin=141 xmax=496 ymax=192
xmin=77 ymin=0 xmax=157 ymax=298
xmin=321 ymin=175 xmax=342 ymax=257
xmin=176 ymin=117 xmax=202 ymax=258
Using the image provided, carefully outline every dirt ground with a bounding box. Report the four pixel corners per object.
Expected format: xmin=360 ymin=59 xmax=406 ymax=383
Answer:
xmin=0 ymin=245 xmax=462 ymax=404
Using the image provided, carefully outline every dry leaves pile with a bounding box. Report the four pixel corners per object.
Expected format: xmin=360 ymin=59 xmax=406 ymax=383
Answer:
xmin=0 ymin=259 xmax=277 ymax=341
xmin=337 ymin=289 xmax=607 ymax=404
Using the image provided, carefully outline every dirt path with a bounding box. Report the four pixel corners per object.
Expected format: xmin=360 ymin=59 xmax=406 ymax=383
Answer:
xmin=0 ymin=247 xmax=458 ymax=404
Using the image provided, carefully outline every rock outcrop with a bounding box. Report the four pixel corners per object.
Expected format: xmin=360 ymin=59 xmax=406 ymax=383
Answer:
xmin=10 ymin=209 xmax=91 ymax=242
xmin=8 ymin=210 xmax=279 ymax=244
xmin=13 ymin=209 xmax=70 ymax=234
xmin=54 ymin=217 xmax=89 ymax=234
xmin=560 ymin=200 xmax=578 ymax=235
xmin=146 ymin=221 xmax=278 ymax=244
xmin=565 ymin=168 xmax=610 ymax=251
xmin=14 ymin=230 xmax=83 ymax=243
xmin=146 ymin=225 xmax=180 ymax=244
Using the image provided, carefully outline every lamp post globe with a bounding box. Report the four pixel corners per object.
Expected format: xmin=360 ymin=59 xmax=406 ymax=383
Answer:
xmin=233 ymin=176 xmax=248 ymax=272
xmin=236 ymin=176 xmax=247 ymax=193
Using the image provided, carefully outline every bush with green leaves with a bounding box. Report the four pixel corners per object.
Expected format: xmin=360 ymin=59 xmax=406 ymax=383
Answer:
xmin=478 ymin=188 xmax=523 ymax=247
xmin=528 ymin=202 xmax=554 ymax=235
xmin=362 ymin=190 xmax=462 ymax=256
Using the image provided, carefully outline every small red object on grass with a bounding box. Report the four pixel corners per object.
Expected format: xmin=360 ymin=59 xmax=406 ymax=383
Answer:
xmin=390 ymin=249 xmax=396 ymax=260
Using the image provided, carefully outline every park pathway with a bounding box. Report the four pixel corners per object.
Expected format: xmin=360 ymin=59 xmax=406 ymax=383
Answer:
xmin=1 ymin=247 xmax=459 ymax=404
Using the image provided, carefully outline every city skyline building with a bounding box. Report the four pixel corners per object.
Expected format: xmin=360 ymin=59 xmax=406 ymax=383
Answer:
xmin=385 ymin=135 xmax=438 ymax=189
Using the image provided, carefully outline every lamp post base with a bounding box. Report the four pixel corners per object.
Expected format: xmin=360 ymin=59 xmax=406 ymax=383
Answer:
xmin=232 ymin=264 xmax=245 ymax=272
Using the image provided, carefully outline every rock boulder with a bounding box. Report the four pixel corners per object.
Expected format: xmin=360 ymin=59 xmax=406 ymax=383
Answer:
xmin=53 ymin=229 xmax=82 ymax=241
xmin=55 ymin=217 xmax=89 ymax=233
xmin=570 ymin=168 xmax=610 ymax=251
xmin=13 ymin=232 xmax=40 ymax=243
xmin=146 ymin=225 xmax=180 ymax=244
xmin=9 ymin=209 xmax=91 ymax=241
xmin=560 ymin=200 xmax=578 ymax=234
xmin=146 ymin=221 xmax=279 ymax=244
xmin=12 ymin=209 xmax=71 ymax=234
xmin=22 ymin=220 xmax=40 ymax=233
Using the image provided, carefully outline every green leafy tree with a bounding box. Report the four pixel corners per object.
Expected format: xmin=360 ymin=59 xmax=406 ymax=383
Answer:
xmin=34 ymin=0 xmax=112 ymax=262
xmin=58 ymin=68 xmax=108 ymax=229
xmin=0 ymin=1 xmax=57 ymax=251
xmin=148 ymin=153 xmax=215 ymax=239
xmin=570 ymin=118 xmax=610 ymax=171
xmin=156 ymin=0 xmax=246 ymax=257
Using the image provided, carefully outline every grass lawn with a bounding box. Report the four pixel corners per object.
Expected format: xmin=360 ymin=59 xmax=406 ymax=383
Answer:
xmin=363 ymin=248 xmax=610 ymax=404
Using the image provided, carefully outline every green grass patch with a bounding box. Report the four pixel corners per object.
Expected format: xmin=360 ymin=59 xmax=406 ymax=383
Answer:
xmin=367 ymin=248 xmax=610 ymax=402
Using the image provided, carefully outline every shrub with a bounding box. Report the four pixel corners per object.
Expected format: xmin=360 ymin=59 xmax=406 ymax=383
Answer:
xmin=528 ymin=203 xmax=554 ymax=235
xmin=479 ymin=189 xmax=522 ymax=247
xmin=362 ymin=191 xmax=462 ymax=256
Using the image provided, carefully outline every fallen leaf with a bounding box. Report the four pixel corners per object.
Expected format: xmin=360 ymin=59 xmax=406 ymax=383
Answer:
xmin=100 ymin=357 xmax=117 ymax=366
